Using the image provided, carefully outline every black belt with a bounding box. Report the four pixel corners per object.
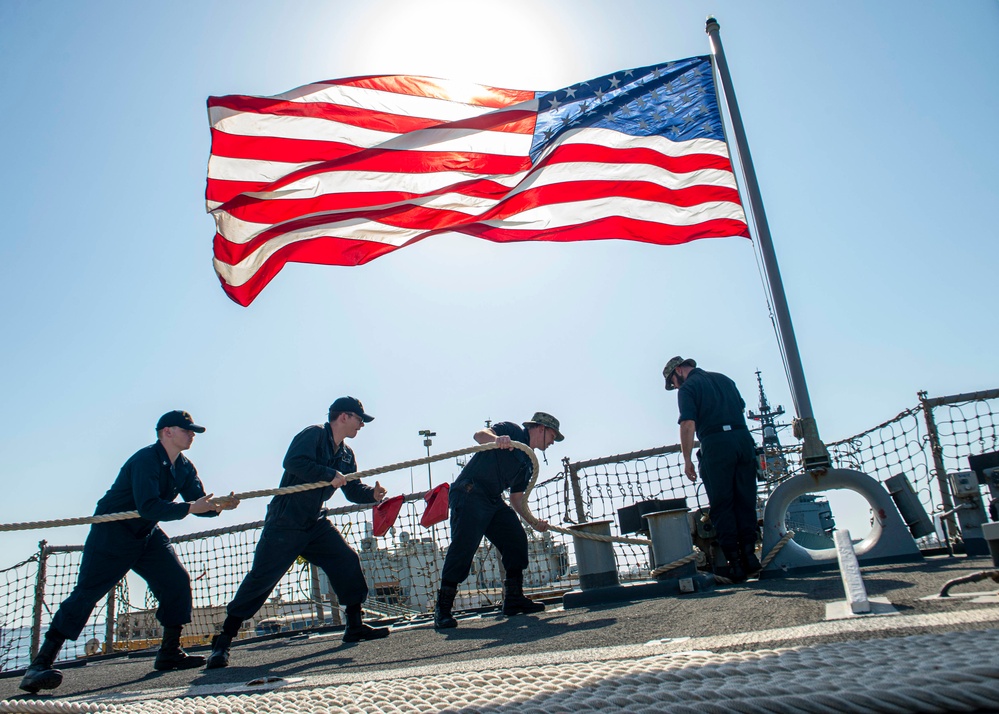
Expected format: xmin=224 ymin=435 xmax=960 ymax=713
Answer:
xmin=700 ymin=424 xmax=748 ymax=437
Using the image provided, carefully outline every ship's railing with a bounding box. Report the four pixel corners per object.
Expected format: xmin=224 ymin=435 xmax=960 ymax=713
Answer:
xmin=1 ymin=387 xmax=996 ymax=671
xmin=783 ymin=519 xmax=833 ymax=538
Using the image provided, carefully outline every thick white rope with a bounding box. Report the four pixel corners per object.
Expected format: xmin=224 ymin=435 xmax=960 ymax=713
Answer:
xmin=649 ymin=552 xmax=699 ymax=578
xmin=0 ymin=442 xmax=647 ymax=546
xmin=760 ymin=530 xmax=795 ymax=569
xmin=515 ymin=444 xmax=651 ymax=546
xmin=2 ymin=629 xmax=997 ymax=713
xmin=938 ymin=569 xmax=999 ymax=597
xmin=0 ymin=443 xmax=534 ymax=533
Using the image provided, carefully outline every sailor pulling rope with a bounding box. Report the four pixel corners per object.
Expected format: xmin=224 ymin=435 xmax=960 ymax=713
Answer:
xmin=0 ymin=441 xmax=648 ymax=546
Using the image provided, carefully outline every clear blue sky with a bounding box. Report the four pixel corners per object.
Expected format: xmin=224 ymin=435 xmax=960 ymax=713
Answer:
xmin=1 ymin=0 xmax=997 ymax=565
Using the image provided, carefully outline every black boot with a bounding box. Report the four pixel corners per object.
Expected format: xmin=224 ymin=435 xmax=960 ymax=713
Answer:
xmin=741 ymin=542 xmax=762 ymax=579
xmin=19 ymin=632 xmax=65 ymax=694
xmin=342 ymin=605 xmax=389 ymax=643
xmin=502 ymin=572 xmax=545 ymax=616
xmin=205 ymin=632 xmax=233 ymax=670
xmin=716 ymin=548 xmax=747 ymax=584
xmin=434 ymin=584 xmax=458 ymax=629
xmin=154 ymin=625 xmax=206 ymax=671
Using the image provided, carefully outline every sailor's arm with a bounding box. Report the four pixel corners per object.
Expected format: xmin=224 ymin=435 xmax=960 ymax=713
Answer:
xmin=680 ymin=420 xmax=697 ymax=482
xmin=474 ymin=428 xmax=513 ymax=449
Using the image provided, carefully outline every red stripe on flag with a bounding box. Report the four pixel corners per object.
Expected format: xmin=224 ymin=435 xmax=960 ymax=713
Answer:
xmin=541 ymin=142 xmax=737 ymax=173
xmin=209 ymin=129 xmax=360 ymax=163
xmin=206 ymin=178 xmax=272 ymax=206
xmin=458 ymin=215 xmax=751 ymax=245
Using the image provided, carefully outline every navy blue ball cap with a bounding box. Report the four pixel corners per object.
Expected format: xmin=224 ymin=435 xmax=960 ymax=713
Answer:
xmin=329 ymin=396 xmax=374 ymax=423
xmin=156 ymin=410 xmax=206 ymax=433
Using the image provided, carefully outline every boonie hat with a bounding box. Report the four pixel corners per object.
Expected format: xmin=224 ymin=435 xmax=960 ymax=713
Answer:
xmin=329 ymin=396 xmax=374 ymax=423
xmin=156 ymin=410 xmax=206 ymax=433
xmin=663 ymin=356 xmax=696 ymax=390
xmin=522 ymin=412 xmax=565 ymax=442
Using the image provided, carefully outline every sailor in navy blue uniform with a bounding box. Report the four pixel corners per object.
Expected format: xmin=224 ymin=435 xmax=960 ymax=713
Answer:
xmin=664 ymin=356 xmax=761 ymax=582
xmin=206 ymin=397 xmax=390 ymax=670
xmin=433 ymin=412 xmax=562 ymax=629
xmin=19 ymin=410 xmax=238 ymax=694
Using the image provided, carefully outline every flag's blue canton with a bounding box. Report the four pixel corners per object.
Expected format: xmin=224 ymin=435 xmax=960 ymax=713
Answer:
xmin=530 ymin=56 xmax=723 ymax=163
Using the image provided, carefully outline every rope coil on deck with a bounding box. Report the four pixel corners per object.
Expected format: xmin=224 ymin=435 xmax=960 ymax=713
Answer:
xmin=938 ymin=569 xmax=999 ymax=597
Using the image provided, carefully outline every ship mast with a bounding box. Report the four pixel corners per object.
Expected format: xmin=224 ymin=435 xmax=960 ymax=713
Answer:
xmin=747 ymin=370 xmax=787 ymax=494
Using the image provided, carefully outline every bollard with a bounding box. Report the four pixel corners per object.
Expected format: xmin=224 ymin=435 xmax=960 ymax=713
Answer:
xmin=568 ymin=520 xmax=619 ymax=590
xmin=644 ymin=509 xmax=697 ymax=580
xmin=983 ymin=521 xmax=999 ymax=567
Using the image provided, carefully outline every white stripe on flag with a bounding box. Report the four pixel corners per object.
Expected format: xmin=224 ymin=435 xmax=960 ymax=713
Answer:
xmin=555 ymin=128 xmax=732 ymax=158
xmin=506 ymin=162 xmax=740 ymax=197
xmin=207 ymin=156 xmax=325 ymax=184
xmin=476 ymin=196 xmax=747 ymax=231
xmin=210 ymin=109 xmax=399 ymax=146
xmin=376 ymin=126 xmax=534 ymax=155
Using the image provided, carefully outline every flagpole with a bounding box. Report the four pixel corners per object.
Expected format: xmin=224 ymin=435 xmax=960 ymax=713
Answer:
xmin=705 ymin=16 xmax=830 ymax=469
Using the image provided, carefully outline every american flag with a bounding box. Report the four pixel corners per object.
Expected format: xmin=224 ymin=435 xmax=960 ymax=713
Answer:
xmin=207 ymin=56 xmax=748 ymax=306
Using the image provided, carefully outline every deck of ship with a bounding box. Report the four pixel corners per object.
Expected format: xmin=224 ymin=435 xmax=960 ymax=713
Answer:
xmin=2 ymin=554 xmax=998 ymax=712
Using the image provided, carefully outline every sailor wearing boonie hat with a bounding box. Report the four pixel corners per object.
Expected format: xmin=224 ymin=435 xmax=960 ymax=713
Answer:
xmin=433 ymin=412 xmax=563 ymax=630
xmin=664 ymin=357 xmax=761 ymax=583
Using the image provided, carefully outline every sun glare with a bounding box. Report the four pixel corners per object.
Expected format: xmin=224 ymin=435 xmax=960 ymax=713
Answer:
xmin=341 ymin=0 xmax=574 ymax=90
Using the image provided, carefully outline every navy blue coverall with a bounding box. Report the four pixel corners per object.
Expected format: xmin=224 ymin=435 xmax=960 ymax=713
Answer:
xmin=677 ymin=367 xmax=759 ymax=556
xmin=225 ymin=423 xmax=378 ymax=620
xmin=441 ymin=422 xmax=533 ymax=585
xmin=50 ymin=442 xmax=217 ymax=640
